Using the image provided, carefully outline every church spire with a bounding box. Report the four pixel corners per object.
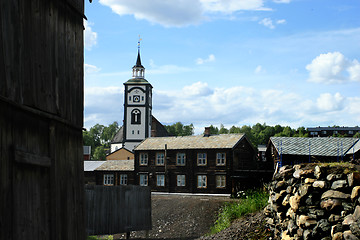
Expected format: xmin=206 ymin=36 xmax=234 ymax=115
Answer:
xmin=132 ymin=36 xmax=145 ymax=78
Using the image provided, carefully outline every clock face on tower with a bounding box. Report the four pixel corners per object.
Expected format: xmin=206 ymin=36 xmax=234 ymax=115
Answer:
xmin=133 ymin=95 xmax=140 ymax=102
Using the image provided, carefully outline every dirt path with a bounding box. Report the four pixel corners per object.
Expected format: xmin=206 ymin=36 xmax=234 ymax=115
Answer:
xmin=114 ymin=193 xmax=233 ymax=239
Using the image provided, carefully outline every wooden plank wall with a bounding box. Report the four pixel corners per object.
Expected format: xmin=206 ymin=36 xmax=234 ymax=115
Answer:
xmin=85 ymin=185 xmax=152 ymax=235
xmin=0 ymin=0 xmax=85 ymax=239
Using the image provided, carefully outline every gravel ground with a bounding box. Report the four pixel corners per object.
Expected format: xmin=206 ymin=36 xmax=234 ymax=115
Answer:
xmin=108 ymin=193 xmax=271 ymax=240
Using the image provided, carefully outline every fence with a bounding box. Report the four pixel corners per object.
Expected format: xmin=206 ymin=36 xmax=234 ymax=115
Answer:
xmin=85 ymin=185 xmax=152 ymax=235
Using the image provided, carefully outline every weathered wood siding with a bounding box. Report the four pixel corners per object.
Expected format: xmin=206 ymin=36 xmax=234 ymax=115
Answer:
xmin=0 ymin=0 xmax=85 ymax=239
xmin=85 ymin=185 xmax=152 ymax=235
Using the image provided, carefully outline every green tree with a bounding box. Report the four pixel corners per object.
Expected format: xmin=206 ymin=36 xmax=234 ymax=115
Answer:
xmin=208 ymin=125 xmax=219 ymax=135
xmin=165 ymin=122 xmax=194 ymax=136
xmin=93 ymin=146 xmax=106 ymax=160
xmin=354 ymin=132 xmax=360 ymax=138
xmin=101 ymin=121 xmax=120 ymax=148
xmin=219 ymin=124 xmax=229 ymax=134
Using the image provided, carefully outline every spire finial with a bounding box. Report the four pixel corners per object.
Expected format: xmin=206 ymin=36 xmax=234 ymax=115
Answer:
xmin=138 ymin=35 xmax=142 ymax=50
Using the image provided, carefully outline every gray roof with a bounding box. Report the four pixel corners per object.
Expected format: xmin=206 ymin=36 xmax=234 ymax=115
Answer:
xmin=95 ymin=160 xmax=134 ymax=171
xmin=270 ymin=137 xmax=359 ymax=157
xmin=346 ymin=140 xmax=360 ymax=155
xmin=111 ymin=126 xmax=124 ymax=143
xmin=134 ymin=134 xmax=246 ymax=151
xmin=84 ymin=161 xmax=106 ymax=171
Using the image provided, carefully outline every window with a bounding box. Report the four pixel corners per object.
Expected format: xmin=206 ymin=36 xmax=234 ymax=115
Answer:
xmin=216 ymin=153 xmax=226 ymax=166
xmin=103 ymin=174 xmax=114 ymax=186
xmin=120 ymin=174 xmax=128 ymax=185
xmin=197 ymin=175 xmax=207 ymax=188
xmin=322 ymin=131 xmax=327 ymax=134
xmin=216 ymin=175 xmax=226 ymax=188
xmin=156 ymin=152 xmax=165 ymax=165
xmin=177 ymin=153 xmax=186 ymax=166
xmin=197 ymin=153 xmax=207 ymax=166
xmin=140 ymin=174 xmax=148 ymax=186
xmin=156 ymin=175 xmax=165 ymax=187
xmin=177 ymin=175 xmax=186 ymax=187
xmin=334 ymin=131 xmax=338 ymax=134
xmin=131 ymin=109 xmax=141 ymax=124
xmin=140 ymin=153 xmax=148 ymax=165
xmin=349 ymin=130 xmax=354 ymax=134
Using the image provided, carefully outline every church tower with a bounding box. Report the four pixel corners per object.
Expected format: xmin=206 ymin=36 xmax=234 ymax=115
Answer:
xmin=122 ymin=48 xmax=152 ymax=151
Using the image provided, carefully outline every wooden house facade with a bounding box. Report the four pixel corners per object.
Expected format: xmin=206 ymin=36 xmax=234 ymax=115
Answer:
xmin=134 ymin=132 xmax=274 ymax=195
xmin=0 ymin=0 xmax=86 ymax=239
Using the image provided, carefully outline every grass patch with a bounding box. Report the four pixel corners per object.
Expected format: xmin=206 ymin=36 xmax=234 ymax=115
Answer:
xmin=210 ymin=189 xmax=269 ymax=234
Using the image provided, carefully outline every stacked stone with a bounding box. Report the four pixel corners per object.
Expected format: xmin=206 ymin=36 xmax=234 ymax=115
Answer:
xmin=265 ymin=163 xmax=360 ymax=240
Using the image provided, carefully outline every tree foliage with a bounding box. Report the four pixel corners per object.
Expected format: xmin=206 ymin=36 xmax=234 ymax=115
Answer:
xmin=164 ymin=122 xmax=194 ymax=136
xmin=83 ymin=121 xmax=120 ymax=160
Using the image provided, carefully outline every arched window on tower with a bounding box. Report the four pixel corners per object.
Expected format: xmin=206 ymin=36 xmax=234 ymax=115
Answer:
xmin=131 ymin=109 xmax=141 ymax=124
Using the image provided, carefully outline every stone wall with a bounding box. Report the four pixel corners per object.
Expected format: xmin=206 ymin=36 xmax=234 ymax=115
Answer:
xmin=265 ymin=163 xmax=360 ymax=240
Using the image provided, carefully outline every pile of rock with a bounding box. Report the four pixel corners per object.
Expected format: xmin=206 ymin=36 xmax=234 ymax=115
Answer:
xmin=265 ymin=163 xmax=360 ymax=240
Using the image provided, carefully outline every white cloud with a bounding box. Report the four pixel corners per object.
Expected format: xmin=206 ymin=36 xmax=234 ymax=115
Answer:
xmin=254 ymin=65 xmax=266 ymax=74
xmin=99 ymin=0 xmax=271 ymax=27
xmin=84 ymin=87 xmax=123 ymax=129
xmin=99 ymin=0 xmax=204 ymax=27
xmin=84 ymin=20 xmax=97 ymax=50
xmin=196 ymin=54 xmax=216 ymax=65
xmin=259 ymin=18 xmax=286 ymax=29
xmin=316 ymin=93 xmax=345 ymax=112
xmin=147 ymin=60 xmax=192 ymax=75
xmin=273 ymin=0 xmax=291 ymax=3
xmin=259 ymin=18 xmax=274 ymax=29
xmin=182 ymin=82 xmax=213 ymax=97
xmin=84 ymin=83 xmax=360 ymax=135
xmin=84 ymin=64 xmax=101 ymax=74
xmin=306 ymin=52 xmax=360 ymax=84
xmin=200 ymin=0 xmax=271 ymax=13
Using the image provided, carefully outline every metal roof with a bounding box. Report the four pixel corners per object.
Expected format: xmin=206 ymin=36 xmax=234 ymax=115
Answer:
xmin=134 ymin=134 xmax=246 ymax=151
xmin=95 ymin=160 xmax=134 ymax=171
xmin=270 ymin=137 xmax=359 ymax=156
xmin=84 ymin=161 xmax=106 ymax=171
xmin=346 ymin=140 xmax=360 ymax=155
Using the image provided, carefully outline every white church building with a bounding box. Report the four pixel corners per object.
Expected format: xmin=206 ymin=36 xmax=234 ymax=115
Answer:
xmin=110 ymin=49 xmax=168 ymax=153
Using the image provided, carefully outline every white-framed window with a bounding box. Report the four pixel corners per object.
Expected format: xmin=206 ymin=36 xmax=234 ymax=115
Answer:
xmin=322 ymin=131 xmax=327 ymax=134
xmin=120 ymin=174 xmax=128 ymax=185
xmin=177 ymin=153 xmax=186 ymax=166
xmin=140 ymin=153 xmax=148 ymax=165
xmin=216 ymin=175 xmax=226 ymax=188
xmin=177 ymin=175 xmax=186 ymax=187
xmin=216 ymin=153 xmax=226 ymax=166
xmin=349 ymin=130 xmax=354 ymax=134
xmin=197 ymin=153 xmax=207 ymax=166
xmin=156 ymin=152 xmax=165 ymax=165
xmin=156 ymin=174 xmax=165 ymax=187
xmin=140 ymin=174 xmax=148 ymax=186
xmin=103 ymin=174 xmax=114 ymax=186
xmin=197 ymin=175 xmax=207 ymax=188
xmin=334 ymin=131 xmax=338 ymax=134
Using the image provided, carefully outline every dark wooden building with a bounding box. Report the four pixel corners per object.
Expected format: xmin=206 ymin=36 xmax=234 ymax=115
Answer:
xmin=307 ymin=126 xmax=360 ymax=137
xmin=266 ymin=137 xmax=360 ymax=167
xmin=0 ymin=0 xmax=86 ymax=239
xmin=134 ymin=131 xmax=273 ymax=195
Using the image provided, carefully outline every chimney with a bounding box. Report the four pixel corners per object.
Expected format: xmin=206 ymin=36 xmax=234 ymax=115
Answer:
xmin=204 ymin=127 xmax=211 ymax=137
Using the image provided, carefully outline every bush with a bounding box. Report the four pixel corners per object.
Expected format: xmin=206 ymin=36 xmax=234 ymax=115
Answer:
xmin=210 ymin=189 xmax=269 ymax=234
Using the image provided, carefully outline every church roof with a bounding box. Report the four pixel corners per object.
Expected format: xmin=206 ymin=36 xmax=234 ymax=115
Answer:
xmin=134 ymin=51 xmax=144 ymax=68
xmin=124 ymin=78 xmax=151 ymax=85
xmin=110 ymin=117 xmax=169 ymax=144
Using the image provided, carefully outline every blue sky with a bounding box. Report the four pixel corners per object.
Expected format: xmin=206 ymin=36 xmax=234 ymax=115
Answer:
xmin=84 ymin=0 xmax=360 ymax=134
